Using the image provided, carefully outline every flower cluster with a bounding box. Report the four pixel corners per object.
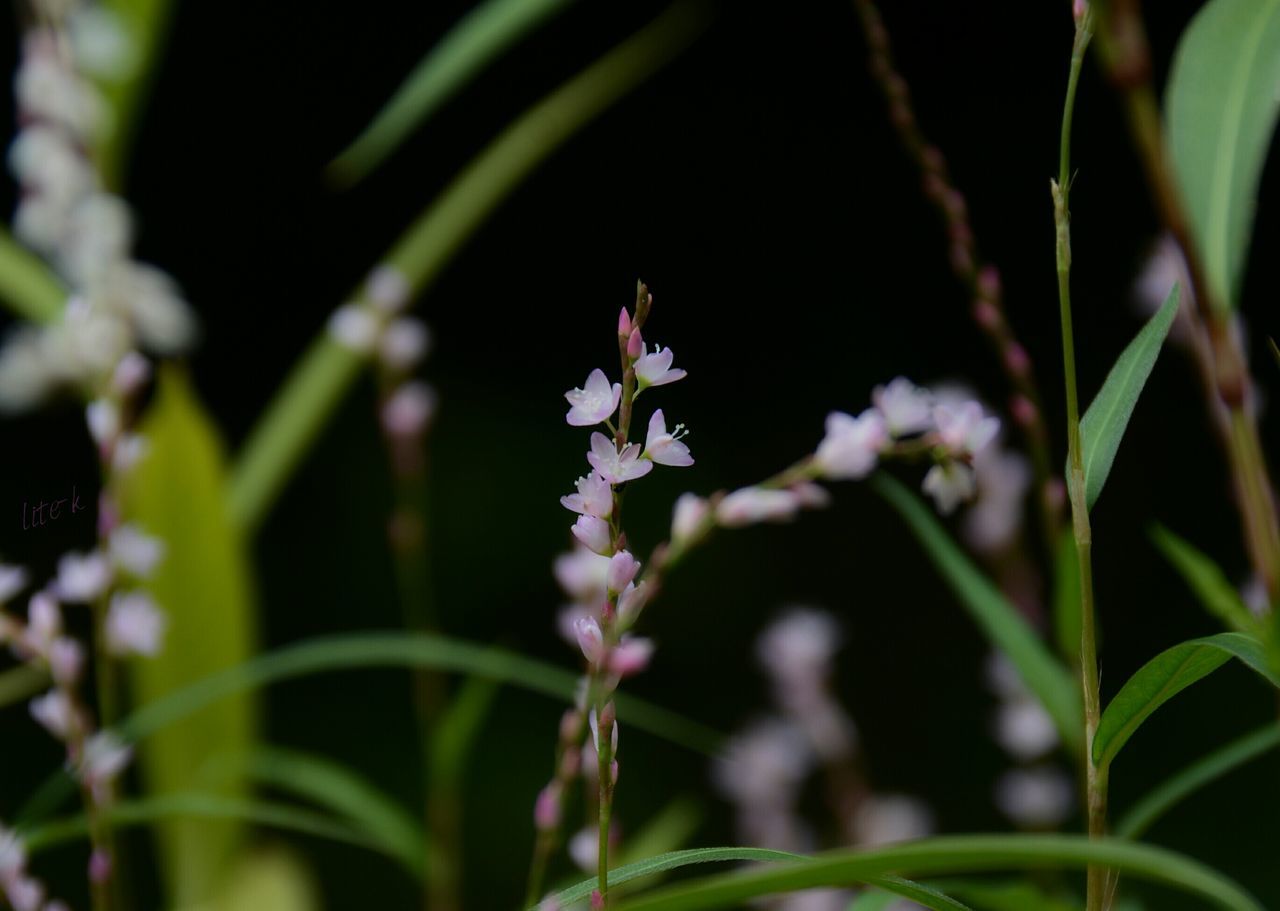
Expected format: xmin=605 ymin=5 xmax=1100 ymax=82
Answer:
xmin=0 ymin=1 xmax=196 ymax=412
xmin=987 ymin=653 xmax=1073 ymax=829
xmin=715 ymin=609 xmax=933 ymax=911
xmin=0 ymin=822 xmax=68 ymax=911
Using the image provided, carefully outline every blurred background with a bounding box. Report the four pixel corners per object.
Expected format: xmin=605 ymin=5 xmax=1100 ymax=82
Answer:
xmin=1 ymin=1 xmax=1278 ymax=907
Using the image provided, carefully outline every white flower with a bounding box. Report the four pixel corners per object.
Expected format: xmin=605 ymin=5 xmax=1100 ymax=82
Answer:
xmin=933 ymin=401 xmax=999 ymax=458
xmin=671 ymin=493 xmax=709 ymax=542
xmin=716 ymin=487 xmax=801 ymax=527
xmin=380 ymin=381 xmax=437 ymax=439
xmin=0 ymin=328 xmax=58 ymax=412
xmin=568 ymin=827 xmax=597 ymax=873
xmin=553 ymin=548 xmax=610 ymax=601
xmin=586 ymin=432 xmax=652 ymax=484
xmin=634 ymin=343 xmax=686 ymax=389
xmin=606 ymin=551 xmax=640 ymax=593
xmin=852 ymin=794 xmax=933 ymax=846
xmin=0 ymin=565 xmax=28 ymax=603
xmin=641 ymin=409 xmax=693 ymax=466
xmin=0 ymin=826 xmax=25 ymax=879
xmin=873 ymin=377 xmax=934 ymax=436
xmin=366 ymin=265 xmax=411 ymax=314
xmin=1136 ymin=233 xmax=1193 ymax=320
xmin=105 ymin=591 xmax=166 ymax=656
xmin=109 ymin=524 xmax=165 ymax=578
xmin=55 ymin=551 xmax=111 ymax=602
xmin=616 ymin=580 xmax=650 ymax=625
xmin=560 ymin=472 xmax=612 ymax=519
xmin=86 ymin=398 xmax=120 ymax=447
xmin=328 ymin=304 xmax=380 ymax=353
xmin=26 ymin=592 xmax=61 ymax=649
xmin=111 ymin=433 xmax=149 ymax=474
xmin=714 ymin=719 xmax=812 ymax=806
xmin=564 ymin=369 xmax=621 ymax=427
xmin=109 ymin=263 xmax=197 ymax=354
xmin=48 ymin=637 xmax=84 ymax=685
xmin=994 ymin=698 xmax=1059 ymax=761
xmin=815 ymin=410 xmax=887 ymax=480
xmin=29 ymin=691 xmax=76 ymax=739
xmin=111 ymin=350 xmax=151 ymax=396
xmin=757 ymin=609 xmax=840 ymax=687
xmin=995 ymin=767 xmax=1074 ymax=828
xmin=60 ymin=193 xmax=132 ymax=283
xmin=80 ymin=732 xmax=132 ymax=794
xmin=378 ymin=317 xmax=431 ymax=371
xmin=570 ymin=515 xmax=613 ymax=556
xmin=922 ymin=462 xmax=976 ymax=514
xmin=963 ymin=447 xmax=1031 ymax=553
xmin=4 ymin=875 xmax=44 ymax=911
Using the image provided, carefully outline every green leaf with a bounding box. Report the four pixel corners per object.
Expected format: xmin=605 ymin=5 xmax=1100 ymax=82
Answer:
xmin=616 ymin=799 xmax=703 ymax=868
xmin=226 ymin=2 xmax=713 ymax=534
xmin=1166 ymin=0 xmax=1280 ymax=312
xmin=0 ymin=229 xmax=64 ymax=323
xmin=1116 ymin=723 xmax=1280 ymax=839
xmin=0 ymin=664 xmax=50 ymax=710
xmin=1077 ymin=285 xmax=1179 ymax=510
xmin=328 ymin=0 xmax=580 ymax=184
xmin=20 ymin=793 xmax=380 ymax=856
xmin=872 ymin=474 xmax=1082 ymax=752
xmin=846 ymin=893 xmax=900 ymax=911
xmin=119 ymin=367 xmax=258 ymax=906
xmin=1052 ymin=528 xmax=1082 ymax=664
xmin=1093 ymin=632 xmax=1280 ymax=769
xmin=209 ymin=747 xmax=426 ymax=880
xmin=610 ymin=836 xmax=1262 ymax=911
xmin=429 ymin=674 xmax=501 ymax=790
xmin=1150 ymin=524 xmax=1258 ymax=633
xmin=184 ymin=849 xmax=320 ymax=911
xmin=929 ymin=879 xmax=1082 ymax=911
xmin=547 ymin=848 xmax=802 ymax=906
xmin=867 ymin=876 xmax=972 ymax=910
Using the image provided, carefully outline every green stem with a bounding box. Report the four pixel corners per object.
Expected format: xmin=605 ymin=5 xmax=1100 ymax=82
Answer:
xmin=1053 ymin=9 xmax=1108 ymax=911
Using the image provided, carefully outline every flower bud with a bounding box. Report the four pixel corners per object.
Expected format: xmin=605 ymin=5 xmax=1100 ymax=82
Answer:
xmin=626 ymin=327 xmax=643 ymax=360
xmin=534 ymin=784 xmax=561 ymax=831
xmin=617 ymin=307 xmax=632 ymax=338
xmin=605 ymin=550 xmax=640 ymax=594
xmin=571 ymin=515 xmax=612 ymax=556
xmin=573 ymin=617 xmax=605 ymax=665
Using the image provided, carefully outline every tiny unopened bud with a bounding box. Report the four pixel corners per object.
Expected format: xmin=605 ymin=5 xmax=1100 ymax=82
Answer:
xmin=617 ymin=307 xmax=632 ymax=338
xmin=610 ymin=760 xmax=619 ymax=785
xmin=88 ymin=848 xmax=111 ymax=884
xmin=381 ymin=382 xmax=438 ymax=440
xmin=571 ymin=515 xmax=613 ymax=556
xmin=111 ymin=351 xmax=150 ymax=397
xmin=534 ymin=784 xmax=561 ymax=830
xmin=1011 ymin=394 xmax=1038 ymax=429
xmin=1073 ymin=0 xmax=1088 ymax=24
xmin=626 ymin=327 xmax=643 ymax=360
xmin=328 ymin=304 xmax=380 ymax=353
xmin=378 ymin=318 xmax=431 ymax=371
xmin=973 ymin=300 xmax=1001 ymax=331
xmin=1004 ymin=343 xmax=1031 ymax=378
xmin=605 ymin=550 xmax=640 ymax=594
xmin=559 ymin=709 xmax=580 ymax=743
xmin=591 ymin=889 xmax=604 ymax=910
xmin=977 ymin=265 xmax=1001 ymax=302
xmin=367 ymin=265 xmax=411 ymax=314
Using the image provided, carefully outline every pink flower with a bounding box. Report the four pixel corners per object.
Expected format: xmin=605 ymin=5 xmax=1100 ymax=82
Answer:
xmin=565 ymin=369 xmax=621 ymax=427
xmin=671 ymin=493 xmax=709 ymax=542
xmin=933 ymin=401 xmax=999 ymax=457
xmin=815 ymin=410 xmax=886 ymax=480
xmin=534 ymin=783 xmax=561 ymax=831
xmin=104 ymin=590 xmax=166 ymax=657
xmin=79 ymin=732 xmax=132 ymax=797
xmin=642 ymin=409 xmax=693 ymax=467
xmin=560 ymin=472 xmax=612 ymax=519
xmin=570 ymin=515 xmax=612 ymax=556
xmin=617 ymin=580 xmax=651 ymax=625
xmin=54 ymin=551 xmax=111 ymax=602
xmin=635 ymin=344 xmax=686 ymax=389
xmin=587 ymin=432 xmax=652 ymax=484
xmin=606 ymin=550 xmax=640 ymax=593
xmin=29 ymin=690 xmax=75 ymax=739
xmin=0 ymin=565 xmax=27 ymax=603
xmin=574 ymin=617 xmax=605 ymax=665
xmin=553 ymin=547 xmax=611 ymax=600
xmin=48 ymin=637 xmax=84 ymax=684
xmin=716 ymin=487 xmax=801 ymax=527
xmin=922 ymin=462 xmax=976 ymax=514
xmin=109 ymin=523 xmax=164 ymax=578
xmin=872 ymin=377 xmax=934 ymax=437
xmin=610 ymin=637 xmax=654 ymax=677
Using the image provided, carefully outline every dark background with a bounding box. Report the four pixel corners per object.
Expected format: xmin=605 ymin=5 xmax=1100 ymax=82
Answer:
xmin=2 ymin=1 xmax=1278 ymax=908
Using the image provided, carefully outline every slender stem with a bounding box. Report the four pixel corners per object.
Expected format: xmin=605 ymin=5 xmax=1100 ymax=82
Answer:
xmin=1053 ymin=9 xmax=1108 ymax=911
xmin=595 ymin=703 xmax=614 ymax=904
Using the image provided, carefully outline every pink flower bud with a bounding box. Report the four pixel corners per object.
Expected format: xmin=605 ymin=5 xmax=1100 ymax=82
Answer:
xmin=616 ymin=580 xmax=650 ymax=625
xmin=591 ymin=889 xmax=605 ymax=910
xmin=1011 ymin=394 xmax=1038 ymax=428
xmin=559 ymin=709 xmax=580 ymax=743
xmin=611 ymin=761 xmax=619 ymax=785
xmin=48 ymin=637 xmax=84 ymax=685
xmin=534 ymin=784 xmax=561 ymax=831
xmin=1004 ymin=343 xmax=1031 ymax=378
xmin=111 ymin=351 xmax=151 ymax=397
xmin=574 ymin=617 xmax=605 ymax=665
xmin=605 ymin=550 xmax=640 ymax=593
xmin=89 ymin=848 xmax=111 ymax=884
xmin=571 ymin=515 xmax=613 ymax=556
xmin=617 ymin=307 xmax=632 ymax=338
xmin=559 ymin=748 xmax=580 ymax=779
xmin=626 ymin=327 xmax=643 ymax=360
xmin=609 ymin=637 xmax=654 ymax=678
xmin=978 ymin=266 xmax=1001 ymax=302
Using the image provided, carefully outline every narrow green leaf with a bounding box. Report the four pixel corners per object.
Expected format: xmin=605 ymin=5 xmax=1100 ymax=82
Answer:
xmin=210 ymin=747 xmax=426 ymax=879
xmin=328 ymin=0 xmax=580 ymax=184
xmin=1116 ymin=723 xmax=1280 ymax=839
xmin=0 ymin=229 xmax=64 ymax=323
xmin=0 ymin=664 xmax=50 ymax=710
xmin=1166 ymin=0 xmax=1280 ymax=311
xmin=96 ymin=0 xmax=175 ymax=190
xmin=928 ymin=879 xmax=1082 ymax=911
xmin=1077 ymin=285 xmax=1179 ymax=510
xmin=1052 ymin=528 xmax=1082 ymax=664
xmin=227 ymin=2 xmax=712 ymax=534
xmin=611 ymin=836 xmax=1262 ymax=911
xmin=1150 ymin=524 xmax=1257 ymax=633
xmin=1093 ymin=632 xmax=1280 ymax=769
xmin=119 ymin=367 xmax=258 ymax=906
xmin=867 ymin=876 xmax=972 ymax=910
xmin=21 ymin=793 xmax=379 ymax=856
xmin=616 ymin=799 xmax=703 ymax=868
xmin=547 ymin=848 xmax=803 ymax=906
xmin=846 ymin=893 xmax=900 ymax=911
xmin=872 ymin=474 xmax=1082 ymax=752
xmin=197 ymin=849 xmax=321 ymax=911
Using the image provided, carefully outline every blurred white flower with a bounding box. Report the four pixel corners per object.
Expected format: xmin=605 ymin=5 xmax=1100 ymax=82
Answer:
xmin=815 ymin=409 xmax=886 ymax=480
xmin=716 ymin=487 xmax=802 ymax=527
xmin=29 ymin=691 xmax=76 ymax=740
xmin=995 ymin=767 xmax=1074 ymax=828
xmin=671 ymin=493 xmax=709 ymax=542
xmin=109 ymin=524 xmax=165 ymax=579
xmin=922 ymin=462 xmax=975 ymax=514
xmin=873 ymin=377 xmax=934 ymax=437
xmin=366 ymin=264 xmax=411 ymax=314
xmin=378 ymin=317 xmax=430 ymax=371
xmin=994 ymin=698 xmax=1059 ymax=761
xmin=105 ymin=590 xmax=166 ymax=657
xmin=55 ymin=551 xmax=111 ymax=602
xmin=0 ymin=565 xmax=28 ymax=603
xmin=934 ymin=401 xmax=999 ymax=458
xmin=852 ymin=794 xmax=934 ymax=846
xmin=328 ymin=304 xmax=380 ymax=353
xmin=380 ymin=381 xmax=437 ymax=439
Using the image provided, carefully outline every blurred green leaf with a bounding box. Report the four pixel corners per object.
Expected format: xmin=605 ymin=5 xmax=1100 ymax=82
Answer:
xmin=1166 ymin=0 xmax=1280 ymax=312
xmin=611 ymin=836 xmax=1262 ymax=911
xmin=846 ymin=892 xmax=900 ymax=911
xmin=181 ymin=849 xmax=320 ymax=911
xmin=869 ymin=877 xmax=972 ymax=910
xmin=1150 ymin=524 xmax=1257 ymax=633
xmin=1093 ymin=632 xmax=1280 ymax=769
xmin=0 ymin=664 xmax=50 ymax=710
xmin=0 ymin=228 xmax=64 ymax=323
xmin=96 ymin=0 xmax=175 ymax=189
xmin=1052 ymin=528 xmax=1082 ymax=665
xmin=227 ymin=2 xmax=713 ymax=534
xmin=21 ymin=793 xmax=376 ymax=855
xmin=429 ymin=674 xmax=501 ymax=790
xmin=872 ymin=473 xmax=1082 ymax=752
xmin=120 ymin=367 xmax=258 ymax=906
xmin=1116 ymin=722 xmax=1280 ymax=839
xmin=328 ymin=0 xmax=580 ymax=184
xmin=212 ymin=746 xmax=426 ymax=880
xmin=1077 ymin=285 xmax=1179 ymax=510
xmin=929 ymin=879 xmax=1082 ymax=911
xmin=547 ymin=847 xmax=802 ymax=906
